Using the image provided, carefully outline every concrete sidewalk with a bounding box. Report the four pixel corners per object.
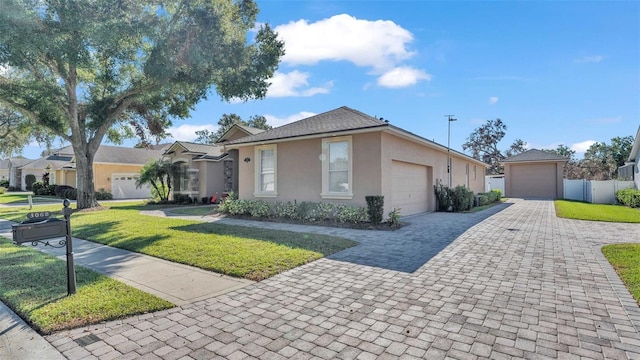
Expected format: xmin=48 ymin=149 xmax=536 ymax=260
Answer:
xmin=0 ymin=217 xmax=252 ymax=359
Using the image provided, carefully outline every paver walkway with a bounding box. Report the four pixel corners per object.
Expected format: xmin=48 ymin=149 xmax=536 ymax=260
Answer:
xmin=44 ymin=199 xmax=640 ymax=359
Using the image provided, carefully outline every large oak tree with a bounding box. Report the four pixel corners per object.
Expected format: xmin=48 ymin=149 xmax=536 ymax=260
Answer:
xmin=0 ymin=0 xmax=284 ymax=208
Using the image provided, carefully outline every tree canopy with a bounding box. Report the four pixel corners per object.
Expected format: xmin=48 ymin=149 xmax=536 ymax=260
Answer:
xmin=194 ymin=113 xmax=272 ymax=145
xmin=544 ymin=136 xmax=633 ymax=180
xmin=462 ymin=119 xmax=527 ymax=175
xmin=0 ymin=0 xmax=284 ymax=208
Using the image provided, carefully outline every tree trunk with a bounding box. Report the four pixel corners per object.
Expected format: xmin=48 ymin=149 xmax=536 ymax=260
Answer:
xmin=73 ymin=143 xmax=100 ymax=209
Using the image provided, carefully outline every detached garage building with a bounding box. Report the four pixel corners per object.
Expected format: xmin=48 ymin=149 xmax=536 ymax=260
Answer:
xmin=502 ymin=149 xmax=569 ymax=199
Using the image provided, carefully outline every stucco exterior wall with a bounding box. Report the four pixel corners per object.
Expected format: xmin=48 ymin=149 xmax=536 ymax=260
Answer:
xmin=380 ymin=132 xmax=485 ymax=214
xmin=504 ymin=162 xmax=564 ymax=198
xmin=236 ymin=130 xmax=485 ymax=215
xmin=92 ymin=164 xmax=144 ymax=193
xmin=237 ymin=132 xmax=382 ymax=208
xmin=0 ymin=169 xmax=8 ymax=181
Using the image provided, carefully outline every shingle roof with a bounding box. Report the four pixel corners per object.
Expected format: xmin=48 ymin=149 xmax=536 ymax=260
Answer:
xmin=237 ymin=125 xmax=266 ymax=135
xmin=22 ymin=145 xmax=163 ymax=170
xmin=10 ymin=157 xmax=35 ymax=167
xmin=164 ymin=141 xmax=225 ymax=157
xmin=19 ymin=157 xmax=71 ymax=170
xmin=502 ymin=149 xmax=570 ymax=163
xmin=225 ymin=106 xmax=388 ymax=145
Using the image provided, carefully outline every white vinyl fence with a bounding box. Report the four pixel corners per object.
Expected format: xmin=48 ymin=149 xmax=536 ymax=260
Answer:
xmin=485 ymin=175 xmax=505 ymax=194
xmin=563 ymin=179 xmax=636 ymax=204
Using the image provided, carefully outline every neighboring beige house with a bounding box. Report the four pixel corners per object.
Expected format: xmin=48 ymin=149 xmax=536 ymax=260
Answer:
xmin=502 ymin=149 xmax=569 ymax=199
xmin=224 ymin=106 xmax=488 ymax=216
xmin=0 ymin=159 xmax=9 ymax=183
xmin=162 ymin=124 xmax=264 ymax=201
xmin=19 ymin=145 xmax=165 ymax=199
xmin=4 ymin=157 xmax=35 ymax=189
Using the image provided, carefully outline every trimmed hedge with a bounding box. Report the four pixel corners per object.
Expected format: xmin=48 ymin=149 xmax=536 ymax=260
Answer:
xmin=218 ymin=198 xmax=371 ymax=224
xmin=365 ymin=196 xmax=384 ymax=225
xmin=616 ymin=188 xmax=640 ymax=208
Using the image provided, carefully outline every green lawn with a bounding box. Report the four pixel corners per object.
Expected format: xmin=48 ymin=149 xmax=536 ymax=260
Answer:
xmin=602 ymin=244 xmax=640 ymax=305
xmin=554 ymin=200 xmax=640 ymax=223
xmin=0 ymin=202 xmax=357 ymax=281
xmin=0 ymin=192 xmax=60 ymax=205
xmin=0 ymin=238 xmax=172 ymax=334
xmin=168 ymin=206 xmax=216 ymax=216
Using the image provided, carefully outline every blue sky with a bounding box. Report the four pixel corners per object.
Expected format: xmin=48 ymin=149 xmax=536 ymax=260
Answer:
xmin=23 ymin=0 xmax=640 ymax=159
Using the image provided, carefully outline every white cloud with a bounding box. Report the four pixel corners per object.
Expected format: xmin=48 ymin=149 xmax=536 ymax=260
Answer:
xmin=264 ymin=111 xmax=317 ymax=127
xmin=488 ymin=96 xmax=499 ymax=105
xmin=377 ymin=67 xmax=431 ymax=88
xmin=167 ymin=124 xmax=216 ymax=142
xmin=574 ymin=55 xmax=604 ymax=63
xmin=571 ymin=140 xmax=597 ymax=155
xmin=274 ymin=14 xmax=415 ymax=70
xmin=267 ymin=71 xmax=332 ymax=98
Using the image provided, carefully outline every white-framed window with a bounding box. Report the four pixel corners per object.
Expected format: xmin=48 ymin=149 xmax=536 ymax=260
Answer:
xmin=254 ymin=144 xmax=277 ymax=197
xmin=321 ymin=136 xmax=353 ymax=199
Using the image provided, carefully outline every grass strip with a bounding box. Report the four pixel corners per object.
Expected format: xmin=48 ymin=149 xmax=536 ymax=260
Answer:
xmin=554 ymin=200 xmax=640 ymax=223
xmin=0 ymin=238 xmax=173 ymax=334
xmin=0 ymin=202 xmax=357 ymax=281
xmin=602 ymin=244 xmax=640 ymax=305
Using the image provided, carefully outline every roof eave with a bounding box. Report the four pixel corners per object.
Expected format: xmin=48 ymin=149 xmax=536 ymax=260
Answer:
xmin=224 ymin=125 xmax=389 ymax=149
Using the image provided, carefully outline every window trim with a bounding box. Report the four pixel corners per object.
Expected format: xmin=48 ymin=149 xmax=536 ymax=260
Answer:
xmin=254 ymin=144 xmax=277 ymax=197
xmin=321 ymin=136 xmax=353 ymax=199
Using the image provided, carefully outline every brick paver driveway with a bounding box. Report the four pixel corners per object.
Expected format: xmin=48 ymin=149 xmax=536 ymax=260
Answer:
xmin=48 ymin=199 xmax=640 ymax=359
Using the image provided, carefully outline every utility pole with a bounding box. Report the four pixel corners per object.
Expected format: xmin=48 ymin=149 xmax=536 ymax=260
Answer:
xmin=445 ymin=115 xmax=457 ymax=187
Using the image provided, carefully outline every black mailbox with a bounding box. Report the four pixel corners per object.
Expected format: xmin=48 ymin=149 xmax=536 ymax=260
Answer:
xmin=12 ymin=218 xmax=67 ymax=244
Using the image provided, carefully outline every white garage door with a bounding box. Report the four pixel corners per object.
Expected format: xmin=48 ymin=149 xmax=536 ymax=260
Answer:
xmin=111 ymin=173 xmax=152 ymax=199
xmin=392 ymin=161 xmax=429 ymax=215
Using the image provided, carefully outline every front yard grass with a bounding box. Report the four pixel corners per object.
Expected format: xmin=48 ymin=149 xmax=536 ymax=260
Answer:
xmin=554 ymin=200 xmax=640 ymax=223
xmin=0 ymin=238 xmax=172 ymax=334
xmin=168 ymin=206 xmax=215 ymax=216
xmin=0 ymin=192 xmax=59 ymax=205
xmin=0 ymin=202 xmax=357 ymax=281
xmin=602 ymin=244 xmax=640 ymax=305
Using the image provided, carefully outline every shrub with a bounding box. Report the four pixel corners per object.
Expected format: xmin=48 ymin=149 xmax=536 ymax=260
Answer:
xmin=63 ymin=188 xmax=78 ymax=200
xmin=491 ymin=189 xmax=502 ymax=200
xmin=387 ymin=208 xmax=401 ymax=227
xmin=477 ymin=194 xmax=489 ymax=206
xmin=335 ymin=204 xmax=368 ymax=223
xmin=616 ymin=188 xmax=640 ymax=208
xmin=249 ymin=200 xmax=272 ymax=218
xmin=316 ymin=202 xmax=336 ymax=220
xmin=47 ymin=184 xmax=56 ymax=196
xmin=273 ymin=201 xmax=298 ymax=219
xmin=96 ymin=189 xmax=113 ymax=200
xmin=0 ymin=187 xmax=4 ymax=194
xmin=434 ymin=184 xmax=452 ymax=212
xmin=31 ymin=181 xmax=44 ymax=194
xmin=173 ymin=193 xmax=192 ymax=204
xmin=55 ymin=185 xmax=75 ymax=197
xmin=451 ymin=185 xmax=474 ymax=212
xmin=0 ymin=180 xmax=9 ymax=188
xmin=365 ymin=196 xmax=384 ymax=225
xmin=25 ymin=174 xmax=36 ymax=191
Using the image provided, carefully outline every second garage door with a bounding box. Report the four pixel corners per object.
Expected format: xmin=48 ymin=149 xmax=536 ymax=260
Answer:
xmin=111 ymin=173 xmax=152 ymax=199
xmin=509 ymin=163 xmax=557 ymax=198
xmin=391 ymin=161 xmax=429 ymax=215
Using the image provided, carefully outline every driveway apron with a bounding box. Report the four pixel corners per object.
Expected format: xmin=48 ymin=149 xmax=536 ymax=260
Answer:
xmin=45 ymin=199 xmax=640 ymax=359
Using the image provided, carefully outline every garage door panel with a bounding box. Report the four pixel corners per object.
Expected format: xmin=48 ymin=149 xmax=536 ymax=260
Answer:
xmin=510 ymin=164 xmax=556 ymax=198
xmin=391 ymin=161 xmax=429 ymax=216
xmin=112 ymin=173 xmax=152 ymax=199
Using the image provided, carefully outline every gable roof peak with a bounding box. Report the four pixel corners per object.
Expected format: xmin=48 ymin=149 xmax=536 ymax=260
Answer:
xmin=502 ymin=148 xmax=570 ymax=163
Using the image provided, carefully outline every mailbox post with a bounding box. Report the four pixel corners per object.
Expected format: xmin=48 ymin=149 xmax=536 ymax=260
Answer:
xmin=62 ymin=199 xmax=76 ymax=295
xmin=12 ymin=199 xmax=77 ymax=295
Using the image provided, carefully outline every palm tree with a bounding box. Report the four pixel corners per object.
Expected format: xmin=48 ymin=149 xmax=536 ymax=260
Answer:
xmin=136 ymin=160 xmax=176 ymax=202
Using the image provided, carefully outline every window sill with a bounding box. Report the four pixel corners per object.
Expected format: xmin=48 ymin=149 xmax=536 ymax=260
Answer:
xmin=321 ymin=193 xmax=354 ymax=200
xmin=254 ymin=192 xmax=278 ymax=198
